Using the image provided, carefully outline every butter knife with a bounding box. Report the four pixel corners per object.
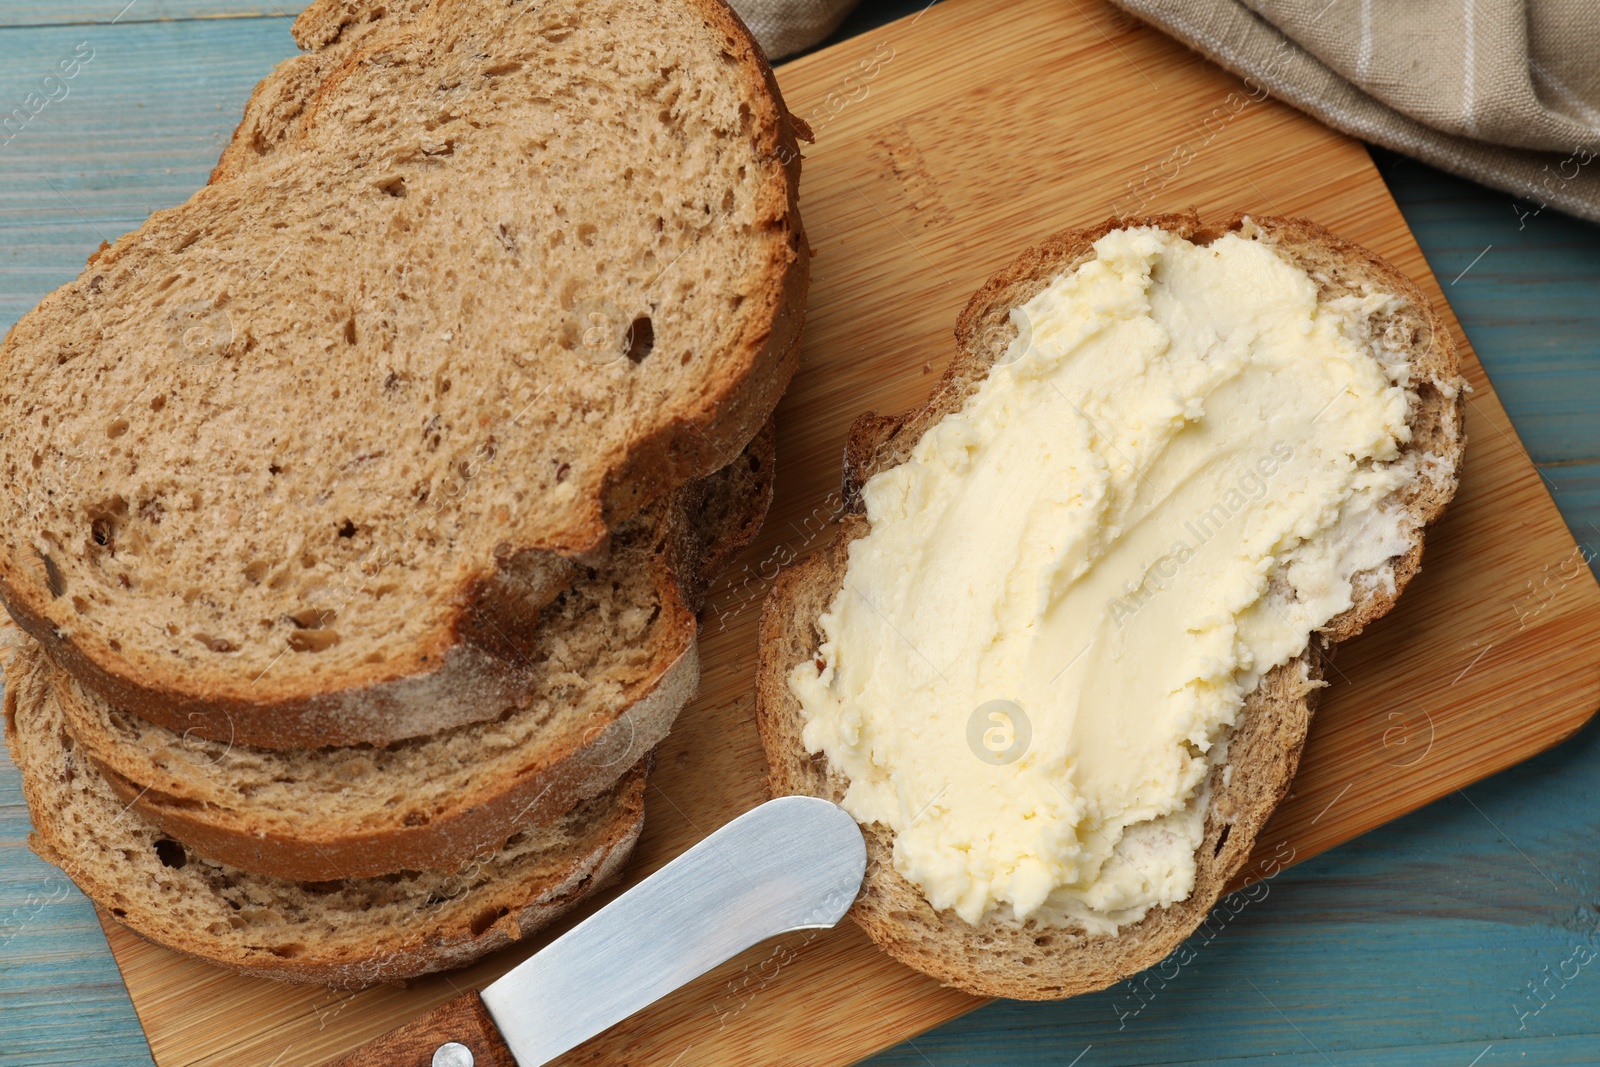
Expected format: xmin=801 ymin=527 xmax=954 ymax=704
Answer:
xmin=323 ymin=795 xmax=866 ymax=1067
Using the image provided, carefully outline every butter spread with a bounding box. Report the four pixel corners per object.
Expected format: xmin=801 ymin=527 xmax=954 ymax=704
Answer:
xmin=788 ymin=226 xmax=1419 ymax=933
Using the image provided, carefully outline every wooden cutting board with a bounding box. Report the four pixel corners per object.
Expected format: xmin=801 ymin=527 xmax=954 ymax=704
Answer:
xmin=102 ymin=0 xmax=1600 ymax=1064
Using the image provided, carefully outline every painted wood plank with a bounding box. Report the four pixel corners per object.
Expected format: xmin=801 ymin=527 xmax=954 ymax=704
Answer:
xmin=0 ymin=2 xmax=304 ymax=28
xmin=0 ymin=16 xmax=300 ymax=326
xmin=1369 ymin=148 xmax=1600 ymax=469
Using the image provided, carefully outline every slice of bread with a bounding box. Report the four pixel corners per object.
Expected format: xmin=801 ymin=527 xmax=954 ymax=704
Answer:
xmin=0 ymin=0 xmax=809 ymax=749
xmin=756 ymin=214 xmax=1464 ymax=999
xmin=4 ymin=643 xmax=646 ymax=989
xmin=46 ymin=424 xmax=774 ymax=880
xmin=211 ymin=0 xmax=430 ymax=185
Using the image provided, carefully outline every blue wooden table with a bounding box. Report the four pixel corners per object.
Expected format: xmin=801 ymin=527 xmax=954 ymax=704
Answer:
xmin=2 ymin=3 xmax=1598 ymax=1065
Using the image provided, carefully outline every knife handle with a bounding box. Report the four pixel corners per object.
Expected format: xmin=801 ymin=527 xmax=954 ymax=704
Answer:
xmin=324 ymin=991 xmax=517 ymax=1067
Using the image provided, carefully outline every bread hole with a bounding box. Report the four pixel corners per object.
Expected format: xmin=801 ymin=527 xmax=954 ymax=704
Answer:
xmin=377 ymin=176 xmax=407 ymax=198
xmin=108 ymin=638 xmax=120 ymax=652
xmin=343 ymin=313 xmax=357 ymax=346
xmin=287 ymin=628 xmax=340 ymax=653
xmin=30 ymin=451 xmax=41 ymax=469
xmin=577 ymin=223 xmax=598 ymax=246
xmin=267 ymin=944 xmax=305 ymax=959
xmin=153 ymin=838 xmax=188 ymax=869
xmin=244 ymin=560 xmax=271 ymax=584
xmin=91 ymin=515 xmax=116 ymax=549
xmin=111 ymin=907 xmax=127 ymax=918
xmin=624 ymin=317 xmax=654 ymax=364
xmin=403 ymin=810 xmax=429 ymax=827
xmin=435 ymin=375 xmax=451 ymax=397
xmin=1213 ymin=823 xmax=1231 ymax=856
xmin=721 ymin=190 xmax=736 ymax=213
xmin=268 ymin=463 xmax=282 ymax=475
xmin=483 ymin=59 xmax=523 ymax=77
xmin=1033 ymin=935 xmax=1054 ymax=947
xmin=35 ymin=551 xmax=65 ymax=597
xmin=338 ymin=519 xmax=357 ymax=538
xmin=150 ymin=394 xmax=166 ymax=412
xmin=71 ymin=595 xmax=89 ymax=614
xmin=300 ymin=552 xmax=318 ymax=569
xmin=470 ymin=906 xmax=510 ymax=937
xmin=106 ymin=418 xmax=129 ymax=439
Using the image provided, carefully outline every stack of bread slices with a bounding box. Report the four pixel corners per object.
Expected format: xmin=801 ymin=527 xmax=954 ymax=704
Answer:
xmin=0 ymin=0 xmax=807 ymax=987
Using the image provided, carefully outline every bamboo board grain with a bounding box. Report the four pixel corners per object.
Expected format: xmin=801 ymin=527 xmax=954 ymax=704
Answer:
xmin=98 ymin=0 xmax=1600 ymax=1065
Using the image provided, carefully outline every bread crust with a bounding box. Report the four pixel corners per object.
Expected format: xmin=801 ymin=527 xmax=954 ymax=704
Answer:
xmin=755 ymin=213 xmax=1464 ymax=999
xmin=48 ymin=423 xmax=775 ymax=881
xmin=4 ymin=648 xmax=648 ymax=990
xmin=0 ymin=0 xmax=811 ymax=749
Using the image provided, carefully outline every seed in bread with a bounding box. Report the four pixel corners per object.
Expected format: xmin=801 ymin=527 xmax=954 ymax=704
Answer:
xmin=0 ymin=0 xmax=808 ymax=749
xmin=757 ymin=213 xmax=1464 ymax=999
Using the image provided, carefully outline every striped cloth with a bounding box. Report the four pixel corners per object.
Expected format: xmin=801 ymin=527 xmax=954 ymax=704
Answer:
xmin=730 ymin=0 xmax=860 ymax=59
xmin=1108 ymin=0 xmax=1600 ymax=223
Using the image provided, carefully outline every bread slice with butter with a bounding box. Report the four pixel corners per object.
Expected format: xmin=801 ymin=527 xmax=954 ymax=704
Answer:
xmin=0 ymin=0 xmax=808 ymax=750
xmin=756 ymin=214 xmax=1464 ymax=999
xmin=44 ymin=424 xmax=774 ymax=881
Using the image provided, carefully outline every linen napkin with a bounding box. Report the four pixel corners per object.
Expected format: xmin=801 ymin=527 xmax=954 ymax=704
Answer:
xmin=1107 ymin=0 xmax=1600 ymax=224
xmin=730 ymin=0 xmax=861 ymax=60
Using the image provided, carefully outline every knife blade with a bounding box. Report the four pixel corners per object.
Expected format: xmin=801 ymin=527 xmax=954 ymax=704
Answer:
xmin=324 ymin=795 xmax=866 ymax=1067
